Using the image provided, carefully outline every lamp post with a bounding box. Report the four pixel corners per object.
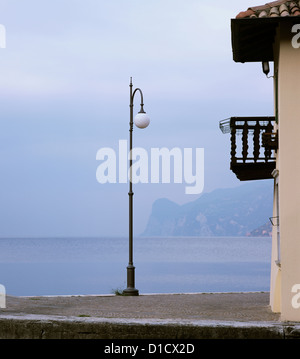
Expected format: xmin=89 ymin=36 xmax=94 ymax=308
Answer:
xmin=123 ymin=77 xmax=150 ymax=296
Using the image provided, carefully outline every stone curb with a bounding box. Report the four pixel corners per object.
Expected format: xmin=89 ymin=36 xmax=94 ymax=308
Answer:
xmin=0 ymin=314 xmax=299 ymax=339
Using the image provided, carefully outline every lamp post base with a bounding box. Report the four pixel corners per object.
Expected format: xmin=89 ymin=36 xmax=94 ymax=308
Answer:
xmin=123 ymin=288 xmax=139 ymax=296
xmin=123 ymin=265 xmax=139 ymax=296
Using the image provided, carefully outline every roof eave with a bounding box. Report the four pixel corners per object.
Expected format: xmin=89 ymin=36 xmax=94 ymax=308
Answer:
xmin=231 ymin=16 xmax=300 ymax=63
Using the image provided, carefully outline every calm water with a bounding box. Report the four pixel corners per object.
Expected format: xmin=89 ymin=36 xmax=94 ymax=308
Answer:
xmin=0 ymin=237 xmax=271 ymax=296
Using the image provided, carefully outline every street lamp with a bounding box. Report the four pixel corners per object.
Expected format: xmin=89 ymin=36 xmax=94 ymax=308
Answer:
xmin=123 ymin=77 xmax=150 ymax=296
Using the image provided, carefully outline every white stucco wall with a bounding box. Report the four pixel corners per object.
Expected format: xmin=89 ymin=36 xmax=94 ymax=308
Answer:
xmin=276 ymin=21 xmax=300 ymax=321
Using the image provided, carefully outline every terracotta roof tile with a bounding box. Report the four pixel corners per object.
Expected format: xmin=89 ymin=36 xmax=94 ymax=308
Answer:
xmin=236 ymin=0 xmax=300 ymax=18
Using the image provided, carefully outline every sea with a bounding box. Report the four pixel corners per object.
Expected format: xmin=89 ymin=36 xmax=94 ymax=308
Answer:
xmin=0 ymin=236 xmax=272 ymax=296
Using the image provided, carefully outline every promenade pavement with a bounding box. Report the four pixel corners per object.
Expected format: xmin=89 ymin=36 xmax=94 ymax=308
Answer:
xmin=0 ymin=292 xmax=299 ymax=339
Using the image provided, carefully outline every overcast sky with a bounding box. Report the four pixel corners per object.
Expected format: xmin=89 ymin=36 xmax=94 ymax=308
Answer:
xmin=0 ymin=0 xmax=274 ymax=237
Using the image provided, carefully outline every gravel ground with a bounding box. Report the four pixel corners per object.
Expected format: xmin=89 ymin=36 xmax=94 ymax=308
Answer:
xmin=1 ymin=292 xmax=280 ymax=322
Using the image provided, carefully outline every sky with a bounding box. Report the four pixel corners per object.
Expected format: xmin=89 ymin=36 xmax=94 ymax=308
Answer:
xmin=0 ymin=0 xmax=275 ymax=237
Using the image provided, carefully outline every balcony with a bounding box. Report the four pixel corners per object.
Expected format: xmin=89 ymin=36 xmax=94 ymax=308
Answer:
xmin=220 ymin=117 xmax=278 ymax=181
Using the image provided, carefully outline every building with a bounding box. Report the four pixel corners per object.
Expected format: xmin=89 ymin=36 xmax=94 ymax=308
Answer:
xmin=220 ymin=1 xmax=300 ymax=321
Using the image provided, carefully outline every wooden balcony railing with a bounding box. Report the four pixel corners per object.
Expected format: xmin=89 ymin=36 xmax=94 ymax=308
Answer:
xmin=219 ymin=117 xmax=278 ymax=181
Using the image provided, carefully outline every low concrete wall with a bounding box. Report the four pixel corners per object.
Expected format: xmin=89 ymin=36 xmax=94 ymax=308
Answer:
xmin=0 ymin=315 xmax=295 ymax=339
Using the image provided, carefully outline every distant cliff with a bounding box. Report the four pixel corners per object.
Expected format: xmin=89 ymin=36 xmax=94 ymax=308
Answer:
xmin=142 ymin=181 xmax=273 ymax=237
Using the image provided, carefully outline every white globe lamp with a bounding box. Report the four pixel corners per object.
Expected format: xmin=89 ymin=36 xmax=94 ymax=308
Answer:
xmin=134 ymin=111 xmax=150 ymax=129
